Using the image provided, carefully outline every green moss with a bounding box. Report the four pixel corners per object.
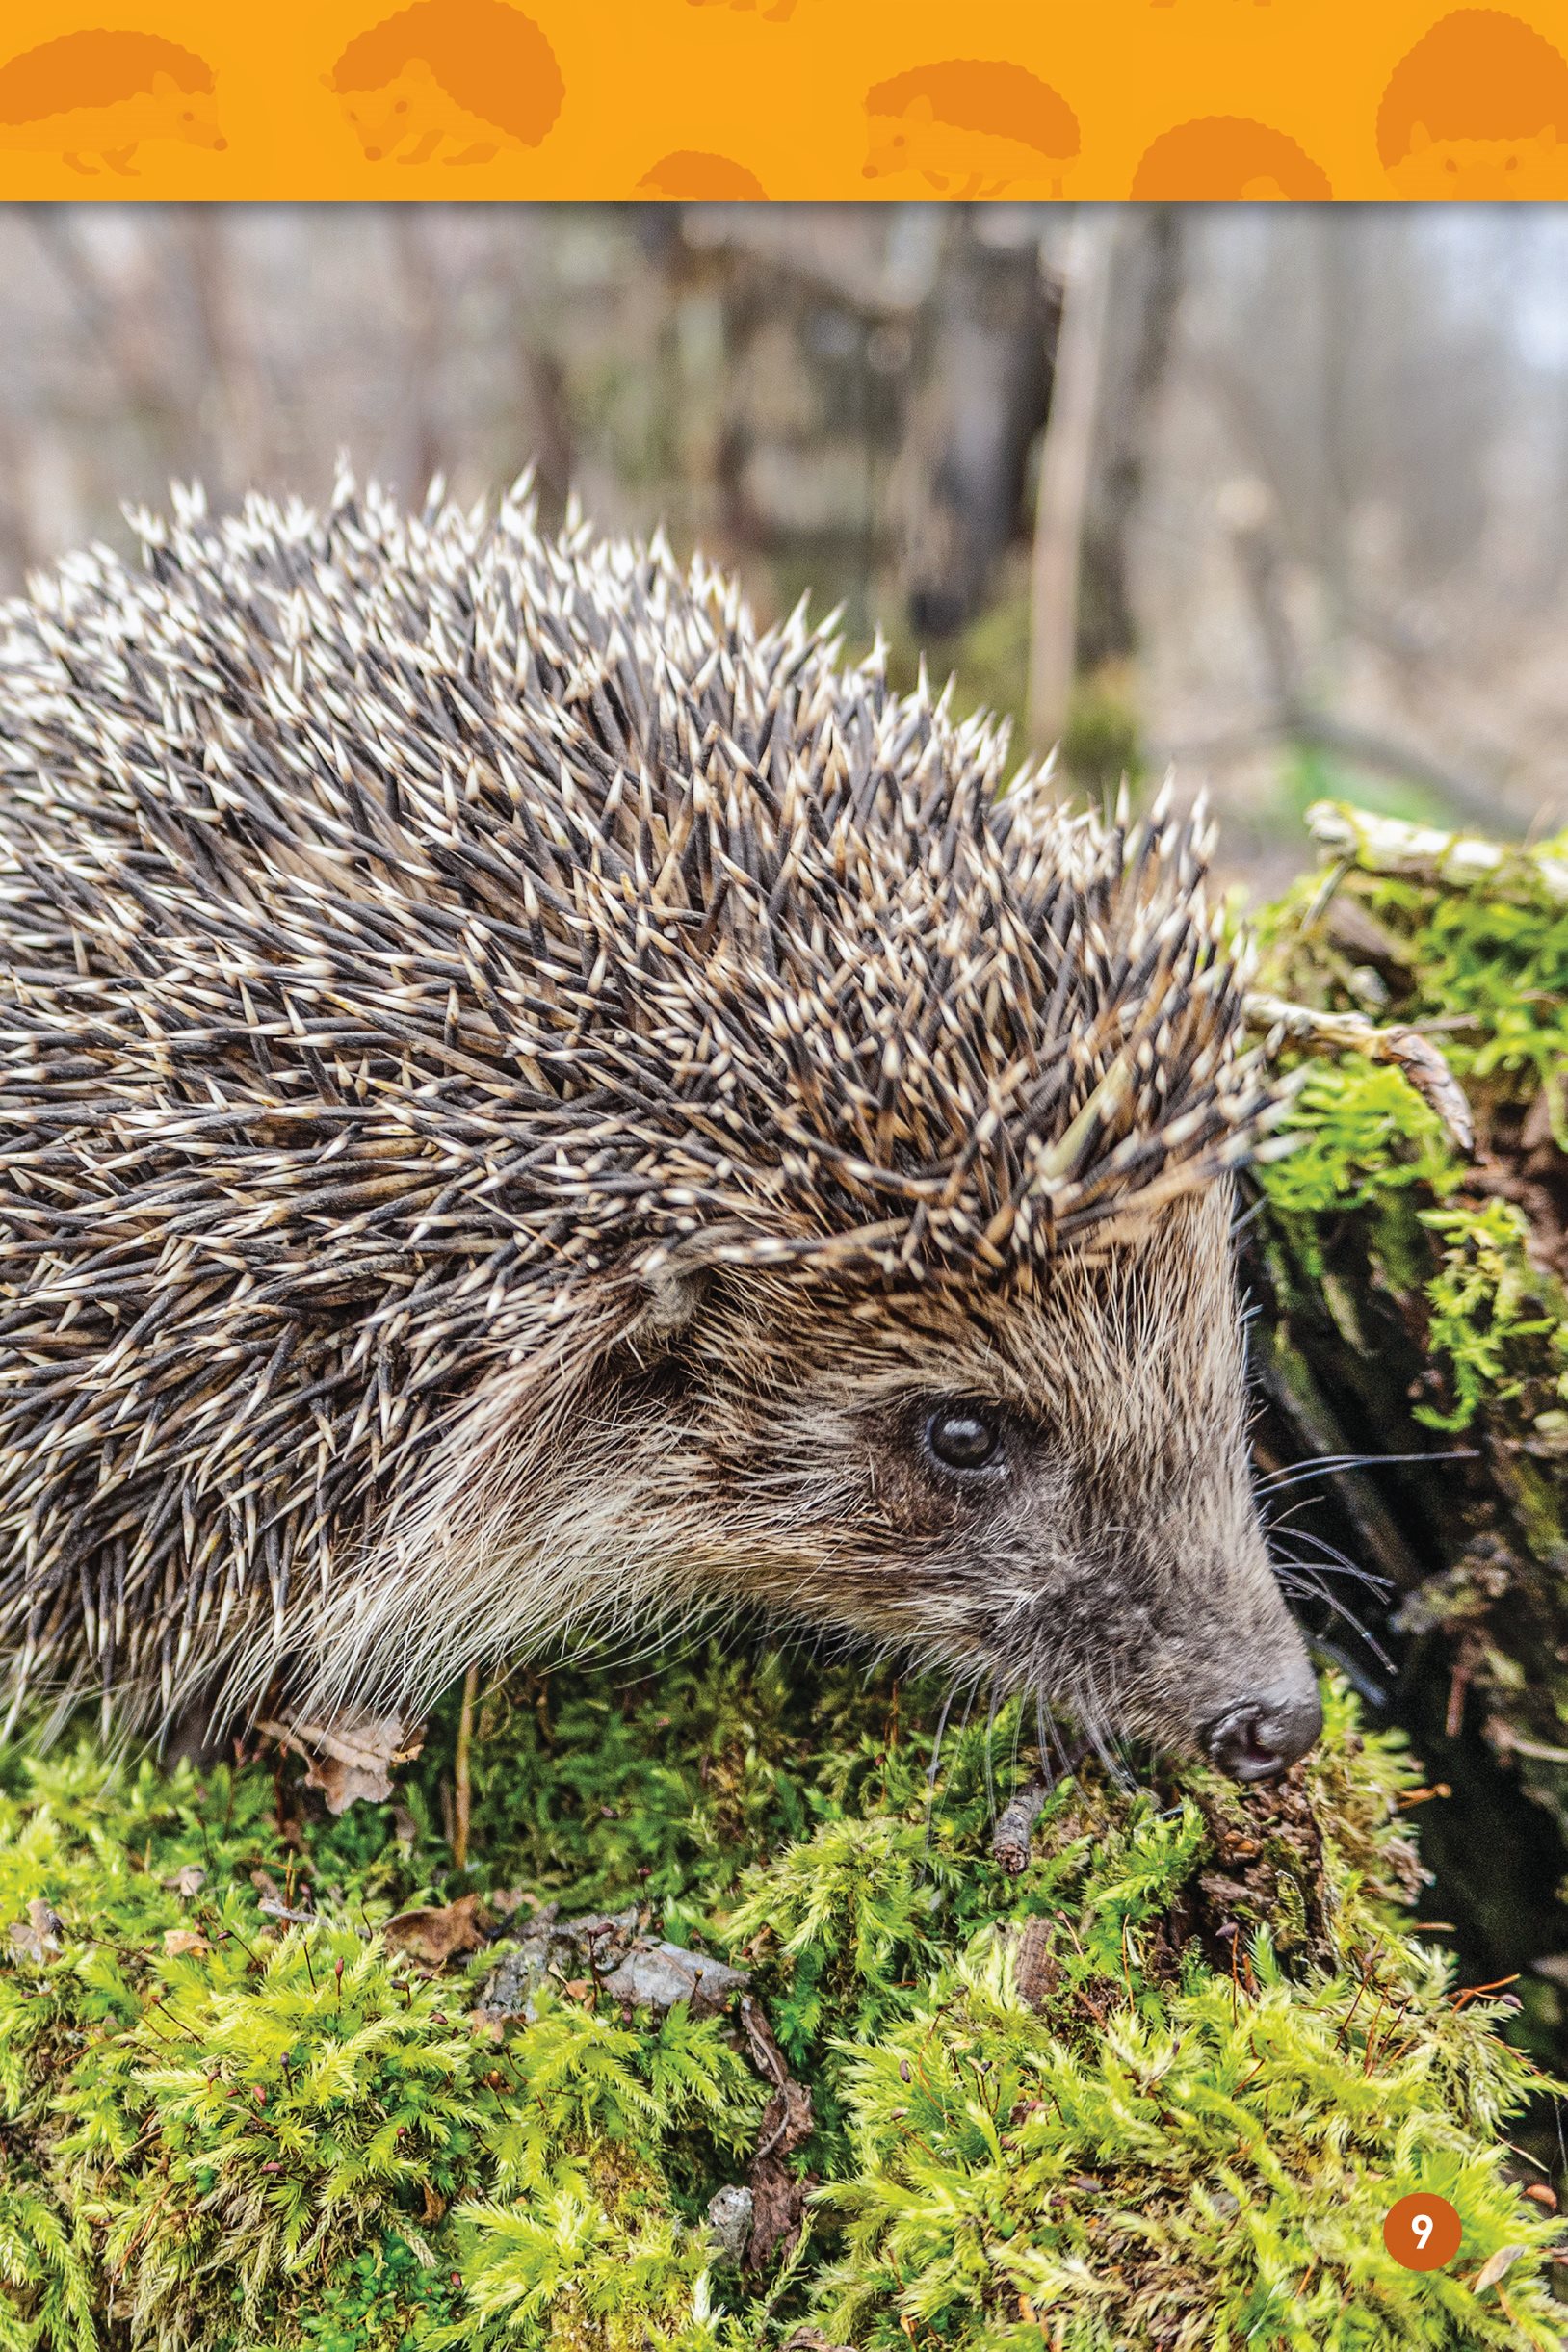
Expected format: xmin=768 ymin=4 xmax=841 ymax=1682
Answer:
xmin=1416 ymin=1201 xmax=1568 ymax=1433
xmin=817 ymin=1949 xmax=1554 ymax=2351
xmin=1256 ymin=815 xmax=1568 ymax=1435
xmin=0 ymin=1661 xmax=1559 ymax=2349
xmin=1259 ymin=806 xmax=1568 ymax=1110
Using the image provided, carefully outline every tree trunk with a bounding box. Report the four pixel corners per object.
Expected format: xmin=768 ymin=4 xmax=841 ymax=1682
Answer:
xmin=1074 ymin=206 xmax=1185 ymax=677
xmin=1026 ymin=209 xmax=1120 ymax=752
xmin=897 ymin=208 xmax=1057 ymax=642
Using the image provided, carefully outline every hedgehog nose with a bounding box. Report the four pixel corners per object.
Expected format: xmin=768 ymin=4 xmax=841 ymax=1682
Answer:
xmin=1201 ymin=1683 xmax=1322 ymax=1783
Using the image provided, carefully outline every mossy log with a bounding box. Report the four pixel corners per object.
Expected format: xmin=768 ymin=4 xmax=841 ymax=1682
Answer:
xmin=1247 ymin=804 xmax=1568 ymax=2061
xmin=1 ymin=1652 xmax=1564 ymax=2349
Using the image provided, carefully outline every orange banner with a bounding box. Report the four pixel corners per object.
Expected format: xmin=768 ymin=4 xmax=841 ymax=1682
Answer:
xmin=0 ymin=3 xmax=1564 ymax=200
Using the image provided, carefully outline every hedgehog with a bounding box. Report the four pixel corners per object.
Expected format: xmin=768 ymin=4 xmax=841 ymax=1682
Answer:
xmin=0 ymin=31 xmax=225 ymax=175
xmin=327 ymin=0 xmax=562 ymax=167
xmin=862 ymin=62 xmax=1081 ymax=199
xmin=0 ymin=474 xmax=1321 ymax=1787
xmin=1129 ymin=118 xmax=1333 ymax=203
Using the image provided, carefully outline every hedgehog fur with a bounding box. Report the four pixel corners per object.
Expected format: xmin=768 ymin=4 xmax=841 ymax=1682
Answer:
xmin=0 ymin=473 xmax=1315 ymax=1768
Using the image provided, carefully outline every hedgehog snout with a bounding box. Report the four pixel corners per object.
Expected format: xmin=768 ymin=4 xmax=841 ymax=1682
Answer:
xmin=1199 ymin=1669 xmax=1322 ymax=1784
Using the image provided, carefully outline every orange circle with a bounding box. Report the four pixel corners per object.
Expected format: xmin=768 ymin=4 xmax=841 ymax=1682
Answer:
xmin=1382 ymin=2192 xmax=1462 ymax=2271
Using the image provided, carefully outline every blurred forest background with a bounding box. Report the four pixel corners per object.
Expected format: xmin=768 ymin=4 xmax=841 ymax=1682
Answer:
xmin=3 ymin=200 xmax=1568 ymax=889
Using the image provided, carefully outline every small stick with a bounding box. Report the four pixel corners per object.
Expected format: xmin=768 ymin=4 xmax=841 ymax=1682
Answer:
xmin=993 ymin=1776 xmax=1053 ymax=1876
xmin=452 ymin=1661 xmax=478 ymax=1872
xmin=992 ymin=1741 xmax=1090 ymax=1875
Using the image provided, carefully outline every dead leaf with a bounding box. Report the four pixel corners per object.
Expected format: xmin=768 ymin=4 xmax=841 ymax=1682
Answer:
xmin=1473 ymin=2243 xmax=1527 ymax=2292
xmin=746 ymin=2148 xmax=812 ymax=2272
xmin=739 ymin=1993 xmax=791 ymax=2089
xmin=1378 ymin=1029 xmax=1475 ymax=1157
xmin=163 ymin=1928 xmax=210 ymax=1957
xmin=383 ymin=1894 xmax=486 ymax=1967
xmin=163 ymin=1866 xmax=206 ymax=1898
xmin=8 ymin=1898 xmax=63 ymax=1963
xmin=256 ymin=1711 xmax=425 ymax=1815
xmin=420 ymin=2181 xmax=447 ymax=2224
xmin=1520 ymin=1083 xmax=1561 ymax=1158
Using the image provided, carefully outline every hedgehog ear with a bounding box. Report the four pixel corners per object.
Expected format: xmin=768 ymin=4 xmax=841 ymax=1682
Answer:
xmin=633 ymin=1256 xmax=713 ymax=1346
xmin=624 ymin=1225 xmax=759 ymax=1351
xmin=627 ymin=1252 xmax=719 ymax=1347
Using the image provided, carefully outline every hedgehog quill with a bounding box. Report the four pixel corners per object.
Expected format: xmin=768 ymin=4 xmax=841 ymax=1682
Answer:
xmin=0 ymin=474 xmax=1320 ymax=1784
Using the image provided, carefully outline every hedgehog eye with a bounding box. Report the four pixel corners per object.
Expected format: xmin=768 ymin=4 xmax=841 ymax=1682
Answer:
xmin=924 ymin=1404 xmax=1002 ymax=1476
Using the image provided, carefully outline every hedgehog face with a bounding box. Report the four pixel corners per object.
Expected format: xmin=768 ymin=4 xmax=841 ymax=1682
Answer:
xmin=1385 ymin=127 xmax=1566 ymax=199
xmin=666 ymin=1187 xmax=1320 ymax=1781
xmin=322 ymin=1187 xmax=1317 ymax=1785
xmin=164 ymin=84 xmax=227 ymax=153
xmin=337 ymin=65 xmax=431 ymax=162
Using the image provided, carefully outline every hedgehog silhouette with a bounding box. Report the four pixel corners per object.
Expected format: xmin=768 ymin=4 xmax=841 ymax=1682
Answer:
xmin=637 ymin=149 xmax=768 ymax=198
xmin=1378 ymin=10 xmax=1568 ymax=195
xmin=328 ymin=0 xmax=562 ymax=163
xmin=0 ymin=476 xmax=1320 ymax=1793
xmin=0 ymin=30 xmax=223 ymax=173
xmin=863 ymin=60 xmax=1080 ymax=196
xmin=1130 ymin=117 xmax=1331 ymax=200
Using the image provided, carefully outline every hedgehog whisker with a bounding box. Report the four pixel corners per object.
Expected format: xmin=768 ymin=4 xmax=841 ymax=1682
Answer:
xmin=1256 ymin=1448 xmax=1476 ymax=1494
xmin=1273 ymin=1555 xmax=1396 ymax=1672
xmin=1269 ymin=1525 xmax=1393 ymax=1598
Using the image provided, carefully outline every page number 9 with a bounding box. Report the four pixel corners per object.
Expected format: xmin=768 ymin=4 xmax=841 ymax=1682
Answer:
xmin=1383 ymin=2193 xmax=1462 ymax=2271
